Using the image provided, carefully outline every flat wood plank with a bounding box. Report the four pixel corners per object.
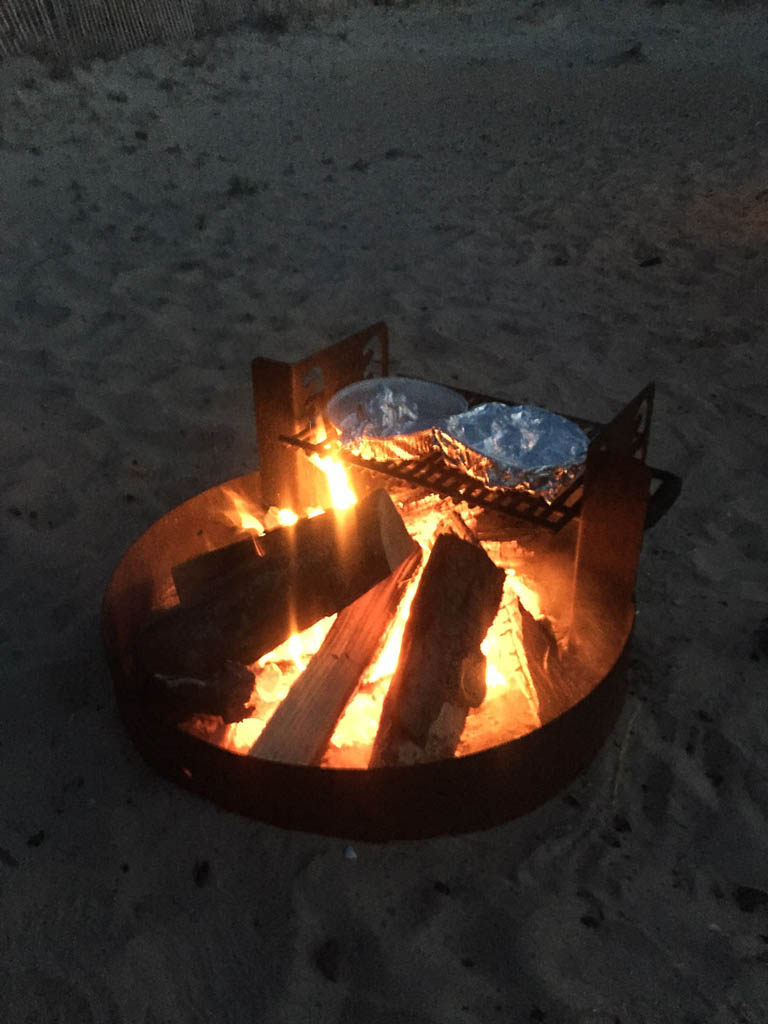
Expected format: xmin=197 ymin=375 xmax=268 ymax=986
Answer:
xmin=250 ymin=550 xmax=421 ymax=765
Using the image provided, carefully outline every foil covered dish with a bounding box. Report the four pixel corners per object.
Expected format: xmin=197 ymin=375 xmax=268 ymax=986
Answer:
xmin=325 ymin=377 xmax=589 ymax=503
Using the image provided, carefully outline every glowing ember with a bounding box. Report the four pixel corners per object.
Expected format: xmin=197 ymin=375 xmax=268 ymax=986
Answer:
xmin=480 ymin=636 xmax=507 ymax=691
xmin=224 ymin=716 xmax=267 ymax=754
xmin=276 ymin=508 xmax=299 ymax=527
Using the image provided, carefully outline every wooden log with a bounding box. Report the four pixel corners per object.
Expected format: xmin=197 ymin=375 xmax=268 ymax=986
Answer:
xmin=517 ymin=599 xmax=574 ymax=725
xmin=178 ymin=713 xmax=230 ymax=747
xmin=146 ymin=661 xmax=255 ymax=725
xmin=139 ymin=489 xmax=417 ymax=679
xmin=250 ymin=549 xmax=422 ymax=765
xmin=369 ymin=532 xmax=505 ymax=767
xmin=253 ymin=489 xmax=409 ymax=571
xmin=172 ymin=536 xmax=262 ymax=607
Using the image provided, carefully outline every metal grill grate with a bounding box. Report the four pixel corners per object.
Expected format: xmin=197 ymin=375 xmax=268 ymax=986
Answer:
xmin=254 ymin=325 xmax=678 ymax=532
xmin=279 ymin=384 xmax=654 ymax=532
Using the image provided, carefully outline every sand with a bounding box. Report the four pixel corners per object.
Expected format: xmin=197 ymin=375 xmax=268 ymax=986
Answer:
xmin=1 ymin=0 xmax=767 ymax=1020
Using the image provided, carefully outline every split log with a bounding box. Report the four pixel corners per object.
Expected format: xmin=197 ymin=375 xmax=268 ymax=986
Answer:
xmin=146 ymin=661 xmax=255 ymax=725
xmin=250 ymin=549 xmax=422 ymax=765
xmin=139 ymin=489 xmax=416 ymax=679
xmin=517 ymin=600 xmax=573 ymax=725
xmin=369 ymin=532 xmax=505 ymax=767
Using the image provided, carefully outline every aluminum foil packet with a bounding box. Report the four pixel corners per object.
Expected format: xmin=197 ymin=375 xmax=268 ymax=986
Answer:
xmin=337 ymin=387 xmax=430 ymax=450
xmin=434 ymin=403 xmax=589 ymax=502
xmin=331 ymin=379 xmax=466 ymax=463
xmin=332 ymin=381 xmax=589 ymax=503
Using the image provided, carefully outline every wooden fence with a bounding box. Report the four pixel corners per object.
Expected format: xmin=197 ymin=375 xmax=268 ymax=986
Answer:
xmin=0 ymin=0 xmax=336 ymax=62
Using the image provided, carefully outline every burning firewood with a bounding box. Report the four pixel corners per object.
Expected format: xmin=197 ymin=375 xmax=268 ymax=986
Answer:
xmin=516 ymin=599 xmax=573 ymax=725
xmin=138 ymin=489 xmax=417 ymax=680
xmin=172 ymin=536 xmax=262 ymax=607
xmin=250 ymin=549 xmax=422 ymax=765
xmin=369 ymin=532 xmax=505 ymax=767
xmin=146 ymin=661 xmax=255 ymax=725
xmin=432 ymin=507 xmax=479 ymax=546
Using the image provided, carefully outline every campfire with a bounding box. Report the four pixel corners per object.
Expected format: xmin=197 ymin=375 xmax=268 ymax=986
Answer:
xmin=167 ymin=472 xmax=547 ymax=770
xmin=102 ymin=322 xmax=680 ymax=838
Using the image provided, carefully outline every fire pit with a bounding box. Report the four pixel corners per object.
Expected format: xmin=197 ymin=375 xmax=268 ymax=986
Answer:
xmin=102 ymin=323 xmax=680 ymax=839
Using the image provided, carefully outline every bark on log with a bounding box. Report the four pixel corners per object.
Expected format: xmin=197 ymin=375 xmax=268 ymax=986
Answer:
xmin=146 ymin=661 xmax=254 ymax=725
xmin=250 ymin=549 xmax=422 ymax=765
xmin=139 ymin=489 xmax=416 ymax=679
xmin=369 ymin=532 xmax=505 ymax=767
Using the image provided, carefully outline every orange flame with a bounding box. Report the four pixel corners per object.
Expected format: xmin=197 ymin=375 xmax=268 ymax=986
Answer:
xmin=310 ymin=453 xmax=357 ymax=510
xmin=219 ymin=487 xmax=267 ymax=534
xmin=222 ymin=611 xmax=338 ymax=753
xmin=276 ymin=508 xmax=299 ymax=527
xmin=325 ymin=568 xmax=423 ymax=759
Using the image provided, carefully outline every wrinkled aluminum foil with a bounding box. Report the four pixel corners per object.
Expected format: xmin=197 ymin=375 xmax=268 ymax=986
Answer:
xmin=333 ymin=384 xmax=589 ymax=503
xmin=338 ymin=428 xmax=435 ymax=463
xmin=435 ymin=403 xmax=589 ymax=501
xmin=334 ymin=382 xmax=444 ymax=463
xmin=332 ymin=379 xmax=466 ymax=455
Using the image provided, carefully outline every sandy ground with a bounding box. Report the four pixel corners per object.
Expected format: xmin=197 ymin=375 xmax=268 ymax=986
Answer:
xmin=1 ymin=0 xmax=768 ymax=1020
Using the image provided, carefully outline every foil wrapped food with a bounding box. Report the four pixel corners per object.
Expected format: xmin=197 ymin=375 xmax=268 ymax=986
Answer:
xmin=328 ymin=379 xmax=589 ymax=503
xmin=327 ymin=377 xmax=468 ymax=462
xmin=434 ymin=403 xmax=589 ymax=501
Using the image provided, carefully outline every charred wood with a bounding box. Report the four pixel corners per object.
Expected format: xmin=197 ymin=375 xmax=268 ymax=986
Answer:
xmin=146 ymin=660 xmax=254 ymax=725
xmin=139 ymin=489 xmax=416 ymax=679
xmin=172 ymin=536 xmax=262 ymax=607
